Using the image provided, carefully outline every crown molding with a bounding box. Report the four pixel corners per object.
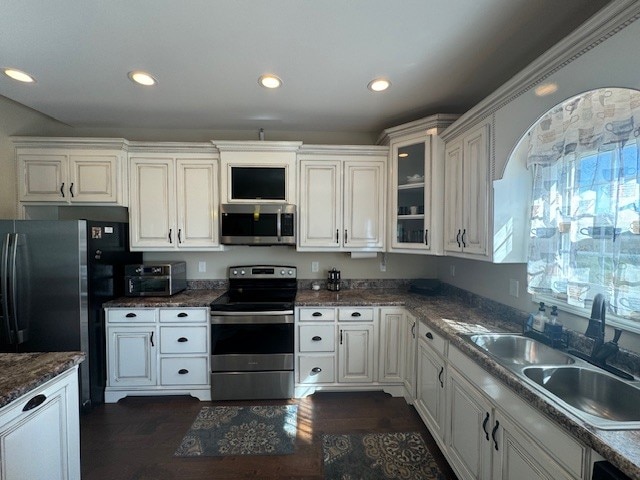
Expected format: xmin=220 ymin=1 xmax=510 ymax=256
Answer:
xmin=213 ymin=140 xmax=302 ymax=152
xmin=441 ymin=0 xmax=640 ymax=141
xmin=297 ymin=144 xmax=388 ymax=157
xmin=11 ymin=136 xmax=129 ymax=150
xmin=377 ymin=113 xmax=460 ymax=145
xmin=127 ymin=141 xmax=218 ymax=154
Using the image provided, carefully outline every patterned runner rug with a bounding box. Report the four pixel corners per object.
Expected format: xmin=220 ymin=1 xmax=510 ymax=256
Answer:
xmin=175 ymin=405 xmax=298 ymax=456
xmin=322 ymin=432 xmax=445 ymax=480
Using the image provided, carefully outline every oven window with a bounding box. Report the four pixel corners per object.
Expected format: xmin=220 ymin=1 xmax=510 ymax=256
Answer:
xmin=211 ymin=323 xmax=293 ymax=355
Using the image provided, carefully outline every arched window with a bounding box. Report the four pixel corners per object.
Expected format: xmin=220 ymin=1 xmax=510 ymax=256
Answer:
xmin=527 ymin=88 xmax=640 ymax=328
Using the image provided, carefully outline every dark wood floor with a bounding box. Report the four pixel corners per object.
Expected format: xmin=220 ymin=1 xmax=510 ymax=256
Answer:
xmin=81 ymin=391 xmax=458 ymax=480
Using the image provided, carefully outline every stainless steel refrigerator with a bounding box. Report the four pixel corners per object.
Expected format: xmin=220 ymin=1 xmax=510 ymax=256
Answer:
xmin=0 ymin=220 xmax=142 ymax=408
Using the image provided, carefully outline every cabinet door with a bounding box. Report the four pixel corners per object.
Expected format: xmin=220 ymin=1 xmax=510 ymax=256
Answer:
xmin=415 ymin=338 xmax=446 ymax=441
xmin=447 ymin=369 xmax=493 ymax=480
xmin=462 ymin=125 xmax=489 ymax=255
xmin=68 ymin=153 xmax=119 ymax=203
xmin=338 ymin=324 xmax=374 ymax=383
xmin=343 ymin=161 xmax=385 ymax=249
xmin=129 ymin=157 xmax=176 ymax=249
xmin=107 ymin=327 xmax=157 ymax=386
xmin=0 ymin=380 xmax=70 ymax=480
xmin=378 ymin=308 xmax=405 ymax=383
xmin=444 ymin=141 xmax=464 ymax=252
xmin=18 ymin=154 xmax=67 ymax=202
xmin=491 ymin=412 xmax=575 ymax=480
xmin=298 ymin=160 xmax=342 ymax=248
xmin=403 ymin=313 xmax=417 ymax=399
xmin=390 ymin=136 xmax=431 ymax=251
xmin=176 ymin=158 xmax=219 ymax=248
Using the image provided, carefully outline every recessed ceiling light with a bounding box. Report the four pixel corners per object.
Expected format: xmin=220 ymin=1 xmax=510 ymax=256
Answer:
xmin=3 ymin=68 xmax=35 ymax=83
xmin=368 ymin=78 xmax=391 ymax=92
xmin=258 ymin=74 xmax=282 ymax=89
xmin=398 ymin=153 xmax=409 ymax=158
xmin=534 ymin=82 xmax=558 ymax=97
xmin=128 ymin=71 xmax=157 ymax=86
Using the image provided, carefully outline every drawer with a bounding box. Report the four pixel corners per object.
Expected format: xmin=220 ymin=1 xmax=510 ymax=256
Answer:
xmin=298 ymin=308 xmax=335 ymax=322
xmin=160 ymin=357 xmax=208 ymax=386
xmin=338 ymin=307 xmax=374 ymax=321
xmin=298 ymin=356 xmax=335 ymax=384
xmin=106 ymin=308 xmax=156 ymax=323
xmin=160 ymin=326 xmax=208 ymax=354
xmin=298 ymin=325 xmax=335 ymax=352
xmin=418 ymin=320 xmax=446 ymax=355
xmin=159 ymin=308 xmax=208 ymax=323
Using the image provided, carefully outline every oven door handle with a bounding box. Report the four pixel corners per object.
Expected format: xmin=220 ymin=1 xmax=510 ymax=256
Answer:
xmin=211 ymin=312 xmax=294 ymax=324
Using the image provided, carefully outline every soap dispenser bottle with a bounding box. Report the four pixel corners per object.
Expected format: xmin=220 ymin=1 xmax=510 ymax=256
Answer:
xmin=532 ymin=302 xmax=547 ymax=332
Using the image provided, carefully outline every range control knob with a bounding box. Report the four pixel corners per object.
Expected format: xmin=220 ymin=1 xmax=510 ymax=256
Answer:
xmin=232 ymin=270 xmax=238 ymax=276
xmin=288 ymin=270 xmax=293 ymax=276
xmin=240 ymin=270 xmax=246 ymax=275
xmin=280 ymin=269 xmax=286 ymax=275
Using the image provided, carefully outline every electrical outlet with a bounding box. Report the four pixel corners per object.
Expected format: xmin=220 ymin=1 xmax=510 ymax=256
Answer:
xmin=198 ymin=261 xmax=206 ymax=273
xmin=311 ymin=261 xmax=319 ymax=273
xmin=450 ymin=265 xmax=456 ymax=277
xmin=379 ymin=254 xmax=387 ymax=272
xmin=509 ymin=279 xmax=520 ymax=298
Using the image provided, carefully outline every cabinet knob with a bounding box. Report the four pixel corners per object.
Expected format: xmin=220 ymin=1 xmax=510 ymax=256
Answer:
xmin=178 ymin=369 xmax=189 ymax=375
xmin=312 ymin=336 xmax=322 ymax=341
xmin=177 ymin=337 xmax=188 ymax=342
xmin=311 ymin=367 xmax=322 ymax=374
xmin=425 ymin=332 xmax=433 ymax=339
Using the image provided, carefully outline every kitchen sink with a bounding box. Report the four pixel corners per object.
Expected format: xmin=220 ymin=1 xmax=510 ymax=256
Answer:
xmin=523 ymin=366 xmax=640 ymax=426
xmin=468 ymin=333 xmax=575 ymax=366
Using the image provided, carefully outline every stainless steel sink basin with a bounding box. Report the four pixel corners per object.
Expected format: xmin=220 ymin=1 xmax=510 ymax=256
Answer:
xmin=469 ymin=334 xmax=575 ymax=366
xmin=523 ymin=366 xmax=640 ymax=424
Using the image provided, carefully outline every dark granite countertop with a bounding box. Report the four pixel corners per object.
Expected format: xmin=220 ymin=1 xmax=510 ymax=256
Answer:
xmin=0 ymin=352 xmax=85 ymax=409
xmin=104 ymin=287 xmax=640 ymax=477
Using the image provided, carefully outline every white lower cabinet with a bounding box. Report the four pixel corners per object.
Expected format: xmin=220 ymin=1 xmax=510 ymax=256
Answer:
xmin=403 ymin=312 xmax=417 ymax=401
xmin=445 ymin=345 xmax=588 ymax=480
xmin=0 ymin=367 xmax=80 ymax=480
xmin=295 ymin=306 xmax=378 ymax=396
xmin=105 ymin=307 xmax=211 ymax=402
xmin=378 ymin=308 xmax=405 ymax=384
xmin=415 ymin=328 xmax=447 ymax=446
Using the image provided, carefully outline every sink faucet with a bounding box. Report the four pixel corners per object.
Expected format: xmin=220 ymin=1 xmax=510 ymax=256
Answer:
xmin=585 ymin=293 xmax=622 ymax=365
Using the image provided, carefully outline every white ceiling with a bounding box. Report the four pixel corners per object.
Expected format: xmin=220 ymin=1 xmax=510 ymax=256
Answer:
xmin=0 ymin=0 xmax=610 ymax=135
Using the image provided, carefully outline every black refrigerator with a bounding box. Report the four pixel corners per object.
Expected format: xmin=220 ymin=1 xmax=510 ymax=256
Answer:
xmin=0 ymin=220 xmax=142 ymax=408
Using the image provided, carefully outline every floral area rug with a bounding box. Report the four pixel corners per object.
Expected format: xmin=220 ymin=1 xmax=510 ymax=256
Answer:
xmin=322 ymin=432 xmax=445 ymax=480
xmin=174 ymin=405 xmax=298 ymax=456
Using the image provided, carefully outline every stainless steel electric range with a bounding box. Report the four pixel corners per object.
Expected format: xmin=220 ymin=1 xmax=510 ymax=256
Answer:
xmin=209 ymin=265 xmax=297 ymax=400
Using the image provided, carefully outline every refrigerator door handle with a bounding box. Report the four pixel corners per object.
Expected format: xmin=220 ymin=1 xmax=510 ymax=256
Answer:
xmin=9 ymin=234 xmax=25 ymax=344
xmin=1 ymin=233 xmax=13 ymax=343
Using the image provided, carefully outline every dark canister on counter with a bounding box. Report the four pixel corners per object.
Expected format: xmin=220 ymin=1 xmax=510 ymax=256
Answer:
xmin=327 ymin=268 xmax=341 ymax=291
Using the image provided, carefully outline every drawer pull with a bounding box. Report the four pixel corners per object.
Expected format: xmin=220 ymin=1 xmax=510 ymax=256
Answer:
xmin=23 ymin=394 xmax=47 ymax=412
xmin=312 ymin=336 xmax=322 ymax=341
xmin=178 ymin=369 xmax=189 ymax=375
xmin=177 ymin=337 xmax=188 ymax=342
xmin=311 ymin=367 xmax=322 ymax=374
xmin=425 ymin=332 xmax=434 ymax=339
xmin=177 ymin=312 xmax=188 ymax=317
xmin=125 ymin=313 xmax=137 ymax=318
xmin=312 ymin=312 xmax=323 ymax=317
xmin=351 ymin=312 xmax=361 ymax=317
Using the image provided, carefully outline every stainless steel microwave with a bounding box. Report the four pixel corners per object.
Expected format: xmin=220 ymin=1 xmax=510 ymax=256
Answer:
xmin=220 ymin=204 xmax=296 ymax=245
xmin=124 ymin=261 xmax=187 ymax=296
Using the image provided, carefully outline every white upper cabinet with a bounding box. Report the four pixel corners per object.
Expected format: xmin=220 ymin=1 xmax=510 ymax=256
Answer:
xmin=379 ymin=114 xmax=458 ymax=255
xmin=297 ymin=145 xmax=387 ymax=252
xmin=443 ymin=122 xmax=490 ymax=258
xmin=128 ymin=143 xmax=220 ymax=251
xmin=214 ymin=141 xmax=301 ymax=204
xmin=14 ymin=137 xmax=127 ymax=205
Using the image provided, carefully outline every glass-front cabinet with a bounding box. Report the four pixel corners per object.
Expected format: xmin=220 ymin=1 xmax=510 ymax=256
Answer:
xmin=381 ymin=114 xmax=459 ymax=255
xmin=394 ymin=137 xmax=430 ymax=249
